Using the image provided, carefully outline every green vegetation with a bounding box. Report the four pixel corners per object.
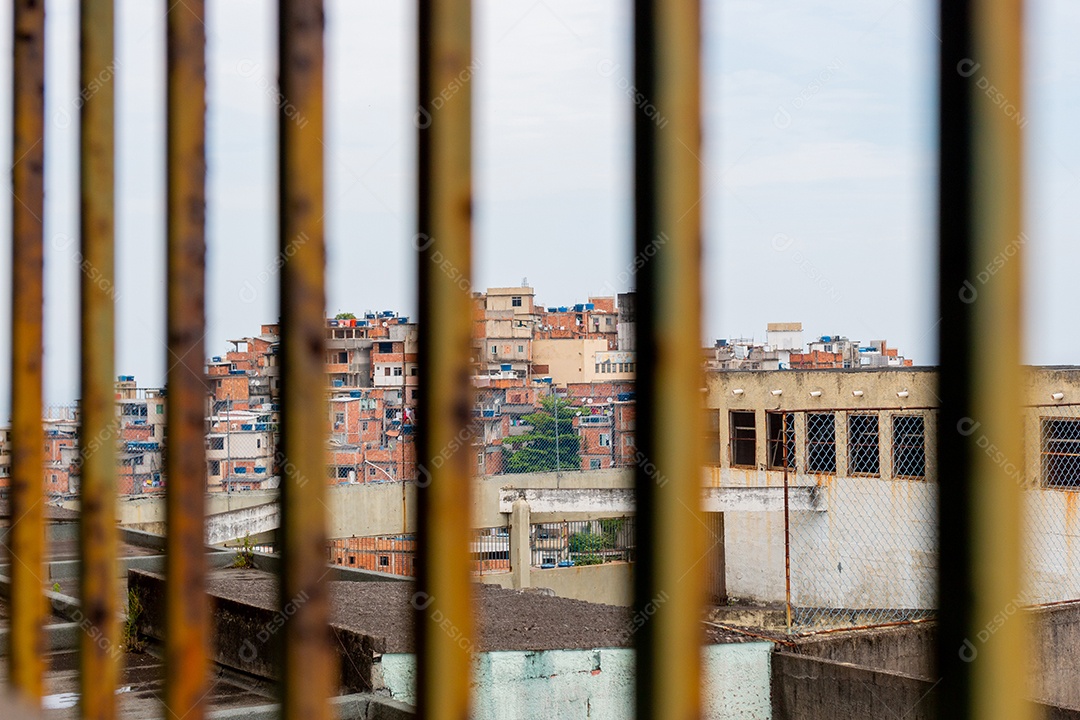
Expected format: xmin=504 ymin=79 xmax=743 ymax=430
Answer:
xmin=502 ymin=396 xmax=581 ymax=473
xmin=231 ymin=535 xmax=256 ymax=569
xmin=335 ymin=312 xmax=356 ymax=320
xmin=122 ymin=589 xmax=145 ymax=653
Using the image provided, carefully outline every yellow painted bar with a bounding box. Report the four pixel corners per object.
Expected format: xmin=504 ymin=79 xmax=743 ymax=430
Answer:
xmin=632 ymin=0 xmax=705 ymax=717
xmin=78 ymin=0 xmax=119 ymax=718
xmin=9 ymin=0 xmax=47 ymax=704
xmin=277 ymin=2 xmax=335 ymax=718
xmin=164 ymin=0 xmax=210 ymax=717
xmin=967 ymin=1 xmax=1030 ymax=718
xmin=936 ymin=0 xmax=1030 ymax=718
xmin=415 ymin=0 xmax=475 ymax=716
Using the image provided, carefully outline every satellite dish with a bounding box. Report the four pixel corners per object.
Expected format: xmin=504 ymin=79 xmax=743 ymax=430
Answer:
xmin=382 ymin=322 xmax=388 ymax=327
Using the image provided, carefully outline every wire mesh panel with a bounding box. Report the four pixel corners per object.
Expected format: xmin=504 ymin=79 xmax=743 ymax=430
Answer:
xmin=1024 ymin=404 xmax=1080 ymax=605
xmin=785 ymin=408 xmax=937 ymax=632
xmin=529 ymin=517 xmax=636 ymax=568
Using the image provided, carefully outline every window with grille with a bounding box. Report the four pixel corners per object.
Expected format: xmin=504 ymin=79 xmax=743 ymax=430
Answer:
xmin=766 ymin=412 xmax=795 ymax=470
xmin=1042 ymin=417 xmax=1080 ymax=487
xmin=892 ymin=414 xmax=926 ymax=478
xmin=848 ymin=414 xmax=880 ymax=476
xmin=729 ymin=410 xmax=756 ymax=467
xmin=511 ymin=296 xmax=522 ymax=307
xmin=805 ymin=412 xmax=836 ymax=473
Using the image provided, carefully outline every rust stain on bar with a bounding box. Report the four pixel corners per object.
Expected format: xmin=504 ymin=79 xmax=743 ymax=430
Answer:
xmin=78 ymin=0 xmax=119 ymax=718
xmin=164 ymin=0 xmax=210 ymax=717
xmin=278 ymin=1 xmax=335 ymax=719
xmin=9 ymin=0 xmax=47 ymax=703
xmin=632 ymin=0 xmax=705 ymax=717
xmin=415 ymin=0 xmax=475 ymax=717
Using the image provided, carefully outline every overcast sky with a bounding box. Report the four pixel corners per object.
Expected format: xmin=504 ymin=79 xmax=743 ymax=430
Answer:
xmin=0 ymin=0 xmax=1077 ymax=416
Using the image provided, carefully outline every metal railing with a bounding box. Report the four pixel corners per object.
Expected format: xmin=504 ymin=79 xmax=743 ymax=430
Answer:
xmin=0 ymin=2 xmax=1029 ymax=720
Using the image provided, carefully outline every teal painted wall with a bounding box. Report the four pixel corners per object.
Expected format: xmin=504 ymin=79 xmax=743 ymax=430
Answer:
xmin=379 ymin=643 xmax=772 ymax=719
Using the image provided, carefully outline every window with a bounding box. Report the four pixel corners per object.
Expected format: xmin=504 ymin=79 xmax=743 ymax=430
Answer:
xmin=209 ymin=461 xmax=220 ymax=475
xmin=379 ymin=555 xmax=390 ymax=567
xmin=384 ymin=367 xmax=391 ymax=376
xmin=805 ymin=413 xmax=837 ymax=474
xmin=362 ymin=422 xmax=368 ymax=431
xmin=393 ymin=367 xmax=403 ymax=376
xmin=209 ymin=437 xmax=224 ymax=450
xmin=410 ymin=367 xmax=418 ymax=376
xmin=848 ymin=414 xmax=880 ymax=475
xmin=1042 ymin=418 xmax=1080 ymax=487
xmin=517 ymin=345 xmax=524 ymax=353
xmin=766 ymin=412 xmax=795 ymax=469
xmin=335 ymin=412 xmax=345 ymax=427
xmin=729 ymin=411 xmax=756 ymax=467
xmin=349 ymin=556 xmax=356 ymax=565
xmin=705 ymin=411 xmax=722 ymax=466
xmin=490 ymin=346 xmax=497 ymax=355
xmin=511 ymin=296 xmax=522 ymax=307
xmin=156 ymin=404 xmax=164 ymax=413
xmin=256 ymin=438 xmax=261 ymax=449
xmin=892 ymin=415 xmax=926 ymax=478
xmin=590 ymin=458 xmax=601 ymax=469
xmin=599 ymin=433 xmax=610 ymax=447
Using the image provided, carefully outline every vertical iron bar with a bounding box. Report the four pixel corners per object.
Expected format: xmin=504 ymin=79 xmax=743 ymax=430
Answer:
xmin=165 ymin=0 xmax=209 ymax=717
xmin=278 ymin=1 xmax=334 ymax=718
xmin=78 ymin=0 xmax=119 ymax=717
xmin=783 ymin=434 xmax=792 ymax=633
xmin=9 ymin=0 xmax=47 ymax=703
xmin=937 ymin=0 xmax=1031 ymax=718
xmin=633 ymin=0 xmax=704 ymax=716
xmin=415 ymin=0 xmax=474 ymax=716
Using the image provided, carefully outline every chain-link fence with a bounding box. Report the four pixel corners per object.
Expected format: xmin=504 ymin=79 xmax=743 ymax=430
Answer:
xmin=783 ymin=408 xmax=937 ymax=632
xmin=777 ymin=404 xmax=1080 ymax=633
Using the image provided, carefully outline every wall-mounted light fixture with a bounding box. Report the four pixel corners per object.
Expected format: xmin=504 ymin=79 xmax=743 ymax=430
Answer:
xmin=732 ymin=388 xmax=744 ymax=396
xmin=1052 ymin=392 xmax=1065 ymax=401
xmin=770 ymin=389 xmax=783 ymax=396
xmin=897 ymin=390 xmax=910 ymax=399
xmin=809 ymin=390 xmax=822 ymax=398
xmin=852 ymin=390 xmax=864 ymax=397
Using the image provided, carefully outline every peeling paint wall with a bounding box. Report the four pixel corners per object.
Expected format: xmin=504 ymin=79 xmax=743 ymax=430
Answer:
xmin=377 ymin=643 xmax=773 ymax=719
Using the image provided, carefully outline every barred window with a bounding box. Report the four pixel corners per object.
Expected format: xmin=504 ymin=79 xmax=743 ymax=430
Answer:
xmin=848 ymin=414 xmax=880 ymax=476
xmin=1042 ymin=418 xmax=1080 ymax=488
xmin=766 ymin=412 xmax=795 ymax=469
xmin=805 ymin=412 xmax=836 ymax=473
xmin=892 ymin=414 xmax=926 ymax=478
xmin=729 ymin=411 xmax=756 ymax=467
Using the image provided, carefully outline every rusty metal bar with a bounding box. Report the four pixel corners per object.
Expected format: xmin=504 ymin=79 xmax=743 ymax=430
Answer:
xmin=164 ymin=1 xmax=209 ymax=717
xmin=278 ymin=1 xmax=334 ymax=718
xmin=783 ymin=440 xmax=792 ymax=633
xmin=415 ymin=0 xmax=475 ymax=716
xmin=632 ymin=0 xmax=704 ymax=716
xmin=78 ymin=0 xmax=119 ymax=717
xmin=937 ymin=1 xmax=1031 ymax=718
xmin=9 ymin=0 xmax=47 ymax=704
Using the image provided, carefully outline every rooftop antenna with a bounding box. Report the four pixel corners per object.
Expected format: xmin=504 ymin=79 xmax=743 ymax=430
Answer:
xmin=522 ymin=277 xmax=529 ymax=287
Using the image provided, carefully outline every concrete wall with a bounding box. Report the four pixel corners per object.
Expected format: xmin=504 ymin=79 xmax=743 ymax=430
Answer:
xmin=108 ymin=469 xmax=635 ymax=539
xmin=771 ymin=652 xmax=936 ymax=720
xmin=478 ymin=562 xmax=633 ymax=607
xmin=378 ymin=643 xmax=773 ymax=719
xmin=723 ymin=474 xmax=936 ymax=607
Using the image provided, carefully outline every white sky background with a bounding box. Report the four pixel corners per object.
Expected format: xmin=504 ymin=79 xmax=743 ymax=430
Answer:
xmin=0 ymin=0 xmax=1077 ymax=417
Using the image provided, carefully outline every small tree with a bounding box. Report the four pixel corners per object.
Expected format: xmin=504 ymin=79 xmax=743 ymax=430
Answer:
xmin=503 ymin=395 xmax=581 ymax=473
xmin=335 ymin=312 xmax=356 ymax=320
